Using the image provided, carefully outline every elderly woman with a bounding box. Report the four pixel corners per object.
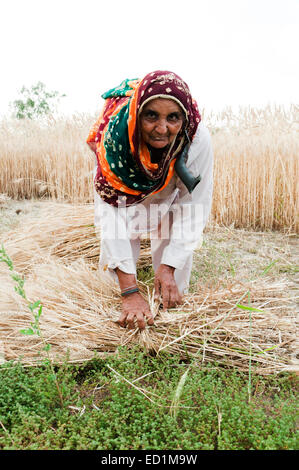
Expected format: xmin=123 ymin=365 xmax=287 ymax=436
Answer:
xmin=87 ymin=71 xmax=213 ymax=330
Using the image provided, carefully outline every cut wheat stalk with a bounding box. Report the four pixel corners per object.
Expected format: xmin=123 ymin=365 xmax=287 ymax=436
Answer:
xmin=0 ymin=202 xmax=298 ymax=373
xmin=0 ymin=257 xmax=297 ymax=374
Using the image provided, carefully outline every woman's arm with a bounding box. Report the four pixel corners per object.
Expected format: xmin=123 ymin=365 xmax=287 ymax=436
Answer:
xmin=160 ymin=123 xmax=213 ymax=269
xmin=95 ymin=194 xmax=154 ymax=329
xmin=153 ymin=124 xmax=213 ymax=307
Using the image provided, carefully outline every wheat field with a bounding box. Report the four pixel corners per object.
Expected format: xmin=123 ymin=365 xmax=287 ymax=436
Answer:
xmin=0 ymin=105 xmax=298 ymax=232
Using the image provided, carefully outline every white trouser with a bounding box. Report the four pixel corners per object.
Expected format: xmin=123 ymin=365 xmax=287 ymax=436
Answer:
xmin=99 ymin=233 xmax=193 ymax=296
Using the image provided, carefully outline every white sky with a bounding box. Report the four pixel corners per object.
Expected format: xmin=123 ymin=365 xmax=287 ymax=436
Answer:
xmin=0 ymin=0 xmax=298 ymax=117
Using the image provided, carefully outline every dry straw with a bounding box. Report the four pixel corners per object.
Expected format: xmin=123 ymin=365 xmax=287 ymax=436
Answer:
xmin=0 ymin=203 xmax=298 ymax=373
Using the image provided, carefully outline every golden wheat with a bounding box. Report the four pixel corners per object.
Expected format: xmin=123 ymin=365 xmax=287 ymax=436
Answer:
xmin=0 ymin=105 xmax=298 ymax=231
xmin=0 ymin=203 xmax=297 ymax=371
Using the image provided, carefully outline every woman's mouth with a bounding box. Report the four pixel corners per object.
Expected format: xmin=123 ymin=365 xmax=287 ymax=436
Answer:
xmin=150 ymin=136 xmax=168 ymax=141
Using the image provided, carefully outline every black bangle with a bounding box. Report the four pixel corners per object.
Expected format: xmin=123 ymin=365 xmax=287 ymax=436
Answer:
xmin=121 ymin=288 xmax=139 ymax=297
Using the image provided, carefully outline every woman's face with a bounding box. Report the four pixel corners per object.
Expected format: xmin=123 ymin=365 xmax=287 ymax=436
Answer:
xmin=139 ymin=98 xmax=184 ymax=149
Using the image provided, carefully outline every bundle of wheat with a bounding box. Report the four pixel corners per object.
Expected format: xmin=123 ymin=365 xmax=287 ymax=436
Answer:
xmin=0 ymin=257 xmax=297 ymax=373
xmin=3 ymin=202 xmax=151 ymax=272
xmin=0 ymin=202 xmax=297 ymax=373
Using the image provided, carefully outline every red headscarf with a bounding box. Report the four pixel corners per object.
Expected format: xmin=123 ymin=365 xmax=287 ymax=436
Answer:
xmin=87 ymin=71 xmax=201 ymax=206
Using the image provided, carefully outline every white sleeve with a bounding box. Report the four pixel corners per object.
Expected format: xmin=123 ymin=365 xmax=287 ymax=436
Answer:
xmin=160 ymin=123 xmax=214 ymax=270
xmin=94 ymin=190 xmax=137 ymax=275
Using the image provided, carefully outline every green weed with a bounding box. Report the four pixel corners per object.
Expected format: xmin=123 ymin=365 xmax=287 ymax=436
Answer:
xmin=0 ymin=347 xmax=297 ymax=450
xmin=0 ymin=245 xmax=63 ymax=406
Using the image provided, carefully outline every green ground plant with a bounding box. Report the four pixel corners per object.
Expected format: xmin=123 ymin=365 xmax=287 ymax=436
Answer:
xmin=0 ymin=245 xmax=64 ymax=407
xmin=0 ymin=347 xmax=297 ymax=450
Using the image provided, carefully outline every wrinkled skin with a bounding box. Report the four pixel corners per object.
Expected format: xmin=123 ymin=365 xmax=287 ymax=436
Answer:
xmin=118 ymin=291 xmax=154 ymax=330
xmin=139 ymin=98 xmax=184 ymax=149
xmin=116 ymin=265 xmax=182 ymax=330
xmin=154 ymin=264 xmax=182 ymax=310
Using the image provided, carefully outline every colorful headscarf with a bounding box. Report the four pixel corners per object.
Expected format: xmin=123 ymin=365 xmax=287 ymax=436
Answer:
xmin=86 ymin=71 xmax=201 ymax=206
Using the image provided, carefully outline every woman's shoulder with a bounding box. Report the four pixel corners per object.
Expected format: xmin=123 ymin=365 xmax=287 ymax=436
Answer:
xmin=184 ymin=120 xmax=213 ymax=169
xmin=192 ymin=121 xmax=211 ymax=146
xmin=188 ymin=121 xmax=212 ymax=163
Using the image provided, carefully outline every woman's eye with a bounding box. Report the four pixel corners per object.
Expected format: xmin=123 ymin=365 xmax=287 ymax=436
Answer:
xmin=142 ymin=110 xmax=182 ymax=122
xmin=144 ymin=111 xmax=157 ymax=119
xmin=168 ymin=113 xmax=180 ymax=121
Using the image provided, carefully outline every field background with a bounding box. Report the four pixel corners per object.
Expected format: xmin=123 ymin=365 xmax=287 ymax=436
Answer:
xmin=1 ymin=104 xmax=298 ymax=232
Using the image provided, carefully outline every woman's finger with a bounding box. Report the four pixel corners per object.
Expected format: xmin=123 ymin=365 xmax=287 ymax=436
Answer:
xmin=136 ymin=312 xmax=146 ymax=330
xmin=126 ymin=313 xmax=136 ymax=330
xmin=154 ymin=278 xmax=161 ymax=301
xmin=168 ymin=294 xmax=176 ymax=308
xmin=144 ymin=310 xmax=154 ymax=326
xmin=170 ymin=286 xmax=181 ymax=308
xmin=117 ymin=311 xmax=127 ymax=328
xmin=161 ymin=284 xmax=170 ymax=310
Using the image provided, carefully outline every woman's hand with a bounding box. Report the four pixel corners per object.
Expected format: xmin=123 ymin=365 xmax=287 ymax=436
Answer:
xmin=117 ymin=292 xmax=154 ymax=330
xmin=154 ymin=264 xmax=182 ymax=310
xmin=115 ymin=268 xmax=154 ymax=330
xmin=87 ymin=141 xmax=97 ymax=154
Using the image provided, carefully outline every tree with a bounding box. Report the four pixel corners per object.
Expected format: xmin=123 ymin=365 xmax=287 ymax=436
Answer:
xmin=11 ymin=81 xmax=66 ymax=119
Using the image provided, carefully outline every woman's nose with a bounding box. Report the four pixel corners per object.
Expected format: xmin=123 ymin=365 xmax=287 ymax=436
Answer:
xmin=155 ymin=119 xmax=168 ymax=134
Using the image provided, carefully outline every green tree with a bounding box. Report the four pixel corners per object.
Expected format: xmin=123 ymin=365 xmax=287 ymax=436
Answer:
xmin=11 ymin=81 xmax=66 ymax=119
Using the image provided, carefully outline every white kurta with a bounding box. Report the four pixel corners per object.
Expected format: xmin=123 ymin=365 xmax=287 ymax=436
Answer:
xmin=94 ymin=121 xmax=213 ymax=294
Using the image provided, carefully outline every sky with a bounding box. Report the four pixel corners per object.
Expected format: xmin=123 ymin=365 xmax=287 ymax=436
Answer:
xmin=0 ymin=0 xmax=298 ymax=117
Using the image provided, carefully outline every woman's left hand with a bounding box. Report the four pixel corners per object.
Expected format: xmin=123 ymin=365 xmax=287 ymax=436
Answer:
xmin=154 ymin=264 xmax=182 ymax=310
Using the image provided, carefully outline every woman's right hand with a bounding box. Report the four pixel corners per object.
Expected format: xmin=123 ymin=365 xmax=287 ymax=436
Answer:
xmin=117 ymin=292 xmax=154 ymax=330
xmin=87 ymin=141 xmax=97 ymax=154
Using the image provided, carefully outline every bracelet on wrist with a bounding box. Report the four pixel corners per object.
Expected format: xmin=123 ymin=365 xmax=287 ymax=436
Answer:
xmin=121 ymin=284 xmax=138 ymax=292
xmin=121 ymin=287 xmax=139 ymax=297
